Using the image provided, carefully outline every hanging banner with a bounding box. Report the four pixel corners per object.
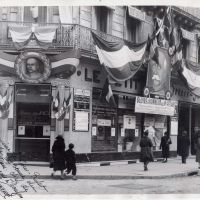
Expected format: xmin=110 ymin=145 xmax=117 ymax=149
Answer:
xmin=145 ymin=47 xmax=171 ymax=97
xmin=135 ymin=96 xmax=178 ymax=116
xmin=91 ymin=31 xmax=147 ymax=82
xmin=181 ymin=59 xmax=200 ymax=97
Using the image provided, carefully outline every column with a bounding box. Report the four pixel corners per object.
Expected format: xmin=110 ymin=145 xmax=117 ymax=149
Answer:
xmin=56 ymin=84 xmax=65 ymax=136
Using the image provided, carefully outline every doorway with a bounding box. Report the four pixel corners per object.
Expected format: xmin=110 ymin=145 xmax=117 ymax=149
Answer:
xmin=15 ymin=83 xmax=51 ymax=161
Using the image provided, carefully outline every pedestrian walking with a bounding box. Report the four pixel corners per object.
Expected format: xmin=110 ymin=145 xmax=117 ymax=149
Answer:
xmin=140 ymin=130 xmax=154 ymax=171
xmin=160 ymin=131 xmax=172 ymax=163
xmin=65 ymin=143 xmax=77 ymax=180
xmin=177 ymin=130 xmax=190 ymax=164
xmin=51 ymin=135 xmax=66 ymax=179
xmin=195 ymin=130 xmax=200 ymax=169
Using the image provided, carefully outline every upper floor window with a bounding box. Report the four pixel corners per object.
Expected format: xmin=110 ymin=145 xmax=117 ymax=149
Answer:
xmin=125 ymin=10 xmax=141 ymax=42
xmin=23 ymin=6 xmax=47 ymax=23
xmin=95 ymin=6 xmax=112 ymax=34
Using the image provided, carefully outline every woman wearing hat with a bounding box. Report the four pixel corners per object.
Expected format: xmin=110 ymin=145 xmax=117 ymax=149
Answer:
xmin=51 ymin=135 xmax=66 ymax=179
xmin=140 ymin=130 xmax=154 ymax=171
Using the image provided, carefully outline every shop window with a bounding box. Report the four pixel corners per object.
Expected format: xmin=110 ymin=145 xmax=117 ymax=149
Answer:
xmin=23 ymin=6 xmax=47 ymax=23
xmin=125 ymin=11 xmax=141 ymax=42
xmin=95 ymin=6 xmax=112 ymax=34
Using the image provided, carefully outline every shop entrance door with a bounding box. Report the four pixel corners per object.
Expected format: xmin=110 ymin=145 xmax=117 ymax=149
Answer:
xmin=15 ymin=83 xmax=51 ymax=161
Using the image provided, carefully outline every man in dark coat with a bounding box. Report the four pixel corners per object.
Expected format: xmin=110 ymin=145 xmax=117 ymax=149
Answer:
xmin=51 ymin=135 xmax=66 ymax=179
xmin=65 ymin=143 xmax=77 ymax=180
xmin=177 ymin=130 xmax=190 ymax=164
xmin=160 ymin=131 xmax=172 ymax=163
xmin=140 ymin=130 xmax=154 ymax=171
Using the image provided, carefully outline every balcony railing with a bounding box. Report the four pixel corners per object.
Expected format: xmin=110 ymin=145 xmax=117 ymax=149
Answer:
xmin=0 ymin=21 xmax=123 ymax=56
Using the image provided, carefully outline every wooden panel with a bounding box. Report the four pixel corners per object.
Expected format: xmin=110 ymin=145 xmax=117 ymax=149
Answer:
xmin=113 ymin=14 xmax=124 ymax=24
xmin=112 ymin=22 xmax=123 ymax=32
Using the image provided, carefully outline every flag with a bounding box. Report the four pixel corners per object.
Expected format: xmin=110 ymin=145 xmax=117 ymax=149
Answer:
xmin=52 ymin=91 xmax=60 ymax=112
xmin=181 ymin=60 xmax=200 ymax=97
xmin=55 ymin=93 xmax=71 ymax=121
xmin=102 ymin=78 xmax=117 ymax=107
xmin=91 ymin=31 xmax=147 ymax=82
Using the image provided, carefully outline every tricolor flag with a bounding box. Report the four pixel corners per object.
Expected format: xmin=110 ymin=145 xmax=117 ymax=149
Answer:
xmin=52 ymin=91 xmax=60 ymax=112
xmin=91 ymin=31 xmax=147 ymax=82
xmin=102 ymin=78 xmax=117 ymax=107
xmin=55 ymin=93 xmax=71 ymax=121
xmin=181 ymin=60 xmax=200 ymax=97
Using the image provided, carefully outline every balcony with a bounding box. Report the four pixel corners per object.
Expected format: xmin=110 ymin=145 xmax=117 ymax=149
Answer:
xmin=0 ymin=21 xmax=123 ymax=58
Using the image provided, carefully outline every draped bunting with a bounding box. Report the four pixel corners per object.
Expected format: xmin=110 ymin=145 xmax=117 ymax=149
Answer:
xmin=0 ymin=88 xmax=13 ymax=119
xmin=91 ymin=31 xmax=147 ymax=82
xmin=9 ymin=25 xmax=57 ymax=49
xmin=181 ymin=59 xmax=200 ymax=97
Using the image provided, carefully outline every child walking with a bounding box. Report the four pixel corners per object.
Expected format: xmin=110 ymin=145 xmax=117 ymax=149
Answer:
xmin=65 ymin=143 xmax=77 ymax=180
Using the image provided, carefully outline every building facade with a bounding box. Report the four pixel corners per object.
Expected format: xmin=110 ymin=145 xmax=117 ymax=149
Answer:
xmin=0 ymin=6 xmax=200 ymax=162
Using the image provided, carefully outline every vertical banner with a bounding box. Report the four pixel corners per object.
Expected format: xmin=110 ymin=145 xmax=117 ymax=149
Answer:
xmin=146 ymin=47 xmax=171 ymax=97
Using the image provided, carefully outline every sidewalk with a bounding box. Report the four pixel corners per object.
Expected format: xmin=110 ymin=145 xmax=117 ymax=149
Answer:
xmin=5 ymin=157 xmax=200 ymax=180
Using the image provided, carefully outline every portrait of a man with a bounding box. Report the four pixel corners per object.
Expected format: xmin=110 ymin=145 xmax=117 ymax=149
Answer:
xmin=25 ymin=57 xmax=44 ymax=79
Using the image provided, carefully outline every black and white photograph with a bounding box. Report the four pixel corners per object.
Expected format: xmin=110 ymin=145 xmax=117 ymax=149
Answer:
xmin=0 ymin=1 xmax=200 ymax=199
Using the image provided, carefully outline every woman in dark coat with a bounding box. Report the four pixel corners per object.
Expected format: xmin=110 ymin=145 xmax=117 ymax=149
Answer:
xmin=160 ymin=131 xmax=172 ymax=163
xmin=140 ymin=130 xmax=154 ymax=171
xmin=177 ymin=130 xmax=190 ymax=164
xmin=51 ymin=135 xmax=66 ymax=179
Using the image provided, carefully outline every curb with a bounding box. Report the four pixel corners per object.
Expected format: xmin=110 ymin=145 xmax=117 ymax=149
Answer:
xmin=2 ymin=170 xmax=198 ymax=180
xmin=14 ymin=158 xmax=165 ymax=167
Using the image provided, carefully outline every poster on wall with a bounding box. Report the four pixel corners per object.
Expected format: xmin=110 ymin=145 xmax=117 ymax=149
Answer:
xmin=92 ymin=126 xmax=97 ymax=136
xmin=111 ymin=128 xmax=115 ymax=136
xmin=43 ymin=126 xmax=50 ymax=136
xmin=123 ymin=115 xmax=136 ymax=129
xmin=18 ymin=126 xmax=25 ymax=135
xmin=170 ymin=116 xmax=178 ymax=135
xmin=155 ymin=115 xmax=166 ymax=129
xmin=74 ymin=111 xmax=89 ymax=131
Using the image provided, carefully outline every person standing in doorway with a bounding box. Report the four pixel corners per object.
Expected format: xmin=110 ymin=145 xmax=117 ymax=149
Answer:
xmin=160 ymin=131 xmax=172 ymax=163
xmin=51 ymin=135 xmax=66 ymax=179
xmin=65 ymin=143 xmax=77 ymax=180
xmin=195 ymin=130 xmax=200 ymax=169
xmin=140 ymin=130 xmax=154 ymax=171
xmin=178 ymin=130 xmax=190 ymax=164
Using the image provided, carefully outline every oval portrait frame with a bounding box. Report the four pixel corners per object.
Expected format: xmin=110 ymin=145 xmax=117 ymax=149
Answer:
xmin=15 ymin=51 xmax=51 ymax=83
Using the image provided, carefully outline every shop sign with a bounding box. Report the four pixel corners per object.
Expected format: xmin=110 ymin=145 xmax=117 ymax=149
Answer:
xmin=128 ymin=6 xmax=146 ymax=22
xmin=123 ymin=115 xmax=136 ymax=129
xmin=135 ymin=96 xmax=178 ymax=116
xmin=97 ymin=119 xmax=111 ymax=127
xmin=74 ymin=88 xmax=90 ymax=97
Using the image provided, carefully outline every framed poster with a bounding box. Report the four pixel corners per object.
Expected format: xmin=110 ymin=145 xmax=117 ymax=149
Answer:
xmin=74 ymin=111 xmax=89 ymax=131
xmin=123 ymin=115 xmax=136 ymax=129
